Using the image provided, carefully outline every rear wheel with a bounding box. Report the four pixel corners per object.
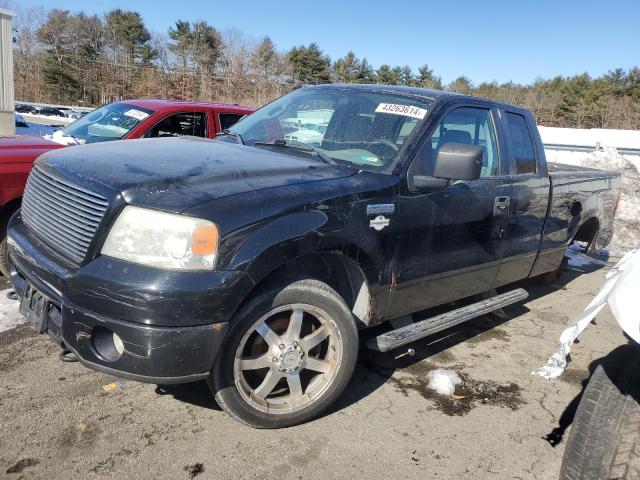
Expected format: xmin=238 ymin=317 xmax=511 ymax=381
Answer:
xmin=210 ymin=279 xmax=358 ymax=428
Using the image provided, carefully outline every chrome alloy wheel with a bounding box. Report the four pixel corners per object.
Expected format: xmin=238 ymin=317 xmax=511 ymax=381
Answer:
xmin=233 ymin=303 xmax=343 ymax=414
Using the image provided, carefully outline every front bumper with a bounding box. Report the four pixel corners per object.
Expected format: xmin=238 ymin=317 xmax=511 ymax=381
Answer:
xmin=7 ymin=213 xmax=254 ymax=384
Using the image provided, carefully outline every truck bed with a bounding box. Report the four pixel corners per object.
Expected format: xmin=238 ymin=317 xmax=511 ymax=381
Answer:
xmin=547 ymin=161 xmax=621 ymax=186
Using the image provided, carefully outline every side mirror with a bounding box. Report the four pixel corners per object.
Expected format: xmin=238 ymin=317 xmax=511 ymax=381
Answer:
xmin=411 ymin=142 xmax=484 ymax=192
xmin=432 ymin=142 xmax=484 ymax=181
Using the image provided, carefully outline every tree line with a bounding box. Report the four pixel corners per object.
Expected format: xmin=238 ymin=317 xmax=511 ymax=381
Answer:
xmin=12 ymin=7 xmax=640 ymax=129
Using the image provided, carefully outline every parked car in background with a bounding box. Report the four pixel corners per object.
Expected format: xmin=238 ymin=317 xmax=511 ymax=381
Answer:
xmin=15 ymin=104 xmax=38 ymax=115
xmin=6 ymin=85 xmax=622 ymax=427
xmin=58 ymin=108 xmax=82 ymax=120
xmin=0 ymin=99 xmax=254 ymax=276
xmin=14 ymin=114 xmax=28 ymax=128
xmin=36 ymin=107 xmax=69 ymax=118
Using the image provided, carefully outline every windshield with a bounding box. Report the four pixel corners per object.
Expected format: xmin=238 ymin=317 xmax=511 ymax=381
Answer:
xmin=61 ymin=103 xmax=154 ymax=144
xmin=225 ymin=87 xmax=433 ymax=169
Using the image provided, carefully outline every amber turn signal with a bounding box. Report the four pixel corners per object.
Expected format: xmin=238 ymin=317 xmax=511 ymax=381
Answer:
xmin=192 ymin=225 xmax=219 ymax=256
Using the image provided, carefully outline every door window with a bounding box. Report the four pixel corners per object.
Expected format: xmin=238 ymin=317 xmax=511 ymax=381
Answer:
xmin=506 ymin=112 xmax=536 ymax=174
xmin=146 ymin=112 xmax=207 ymax=138
xmin=428 ymin=107 xmax=500 ymax=177
xmin=219 ymin=113 xmax=245 ymax=132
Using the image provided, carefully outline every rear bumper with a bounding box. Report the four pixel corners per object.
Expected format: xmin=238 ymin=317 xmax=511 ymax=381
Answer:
xmin=7 ymin=213 xmax=253 ymax=383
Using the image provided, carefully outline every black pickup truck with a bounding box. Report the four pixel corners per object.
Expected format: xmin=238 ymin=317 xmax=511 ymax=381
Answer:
xmin=7 ymin=85 xmax=622 ymax=428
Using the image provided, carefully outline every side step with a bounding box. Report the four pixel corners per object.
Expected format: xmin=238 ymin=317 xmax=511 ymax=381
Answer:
xmin=366 ymin=288 xmax=529 ymax=352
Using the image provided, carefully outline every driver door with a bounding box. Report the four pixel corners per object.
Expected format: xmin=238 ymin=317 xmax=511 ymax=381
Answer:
xmin=384 ymin=104 xmax=511 ymax=318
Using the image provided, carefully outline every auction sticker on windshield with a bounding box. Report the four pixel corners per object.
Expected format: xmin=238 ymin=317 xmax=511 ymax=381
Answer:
xmin=124 ymin=109 xmax=149 ymax=121
xmin=375 ymin=103 xmax=427 ymax=120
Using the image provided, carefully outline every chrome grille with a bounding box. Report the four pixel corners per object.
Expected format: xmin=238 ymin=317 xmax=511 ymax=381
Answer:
xmin=22 ymin=166 xmax=109 ymax=263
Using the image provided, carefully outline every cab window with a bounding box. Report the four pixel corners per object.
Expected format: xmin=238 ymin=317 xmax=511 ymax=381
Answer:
xmin=146 ymin=112 xmax=207 ymax=138
xmin=505 ymin=112 xmax=537 ymax=174
xmin=219 ymin=113 xmax=245 ymax=132
xmin=428 ymin=107 xmax=500 ymax=177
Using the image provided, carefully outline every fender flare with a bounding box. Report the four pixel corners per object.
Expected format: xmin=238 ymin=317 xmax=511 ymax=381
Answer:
xmin=227 ymin=211 xmax=329 ymax=283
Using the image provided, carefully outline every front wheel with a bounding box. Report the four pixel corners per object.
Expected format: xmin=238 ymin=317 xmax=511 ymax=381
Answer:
xmin=210 ymin=279 xmax=358 ymax=428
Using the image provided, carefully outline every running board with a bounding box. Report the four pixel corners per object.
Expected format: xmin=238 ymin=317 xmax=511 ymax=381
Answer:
xmin=366 ymin=288 xmax=529 ymax=352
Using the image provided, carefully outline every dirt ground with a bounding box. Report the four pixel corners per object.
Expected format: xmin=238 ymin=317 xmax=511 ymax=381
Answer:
xmin=0 ymin=259 xmax=631 ymax=479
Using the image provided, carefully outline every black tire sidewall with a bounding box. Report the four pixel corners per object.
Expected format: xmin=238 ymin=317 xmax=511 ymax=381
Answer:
xmin=560 ymin=361 xmax=640 ymax=479
xmin=0 ymin=213 xmax=10 ymax=277
xmin=211 ymin=279 xmax=358 ymax=428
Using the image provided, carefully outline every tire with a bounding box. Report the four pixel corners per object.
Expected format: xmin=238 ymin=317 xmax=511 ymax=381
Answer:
xmin=210 ymin=279 xmax=358 ymax=428
xmin=560 ymin=365 xmax=640 ymax=479
xmin=0 ymin=213 xmax=10 ymax=277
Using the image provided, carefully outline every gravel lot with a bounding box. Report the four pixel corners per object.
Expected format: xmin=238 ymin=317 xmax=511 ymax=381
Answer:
xmin=0 ymin=259 xmax=630 ymax=479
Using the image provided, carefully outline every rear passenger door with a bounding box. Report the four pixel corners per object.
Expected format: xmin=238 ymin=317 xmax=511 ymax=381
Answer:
xmin=493 ymin=109 xmax=550 ymax=287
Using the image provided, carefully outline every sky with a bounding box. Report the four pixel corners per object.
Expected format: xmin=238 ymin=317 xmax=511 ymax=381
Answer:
xmin=5 ymin=0 xmax=640 ymax=85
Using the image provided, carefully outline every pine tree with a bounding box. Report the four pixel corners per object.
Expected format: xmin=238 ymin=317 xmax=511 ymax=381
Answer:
xmin=355 ymin=58 xmax=375 ymax=83
xmin=333 ymin=51 xmax=359 ymax=83
xmin=399 ymin=65 xmax=414 ymax=86
xmin=376 ymin=64 xmax=394 ymax=84
xmin=287 ymin=43 xmax=331 ymax=85
xmin=416 ymin=64 xmax=443 ymax=90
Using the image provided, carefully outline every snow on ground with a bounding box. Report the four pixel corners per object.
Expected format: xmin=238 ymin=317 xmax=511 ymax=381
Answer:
xmin=565 ymin=243 xmax=609 ymax=269
xmin=0 ymin=289 xmax=22 ymax=334
xmin=20 ymin=113 xmax=73 ymax=125
xmin=541 ymin=126 xmax=640 ymax=256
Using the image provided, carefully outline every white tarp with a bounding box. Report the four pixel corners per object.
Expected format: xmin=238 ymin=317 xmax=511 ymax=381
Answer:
xmin=534 ymin=247 xmax=640 ymax=380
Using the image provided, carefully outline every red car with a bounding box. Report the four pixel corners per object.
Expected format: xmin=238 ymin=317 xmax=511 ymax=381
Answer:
xmin=0 ymin=99 xmax=254 ymax=276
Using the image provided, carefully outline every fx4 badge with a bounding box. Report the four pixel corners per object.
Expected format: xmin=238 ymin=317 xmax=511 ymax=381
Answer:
xmin=370 ymin=215 xmax=390 ymax=231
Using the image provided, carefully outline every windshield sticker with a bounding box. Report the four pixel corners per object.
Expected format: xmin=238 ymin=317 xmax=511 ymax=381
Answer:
xmin=124 ymin=109 xmax=149 ymax=121
xmin=375 ymin=103 xmax=427 ymax=120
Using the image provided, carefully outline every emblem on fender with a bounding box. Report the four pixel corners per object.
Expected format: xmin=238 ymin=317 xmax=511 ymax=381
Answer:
xmin=370 ymin=215 xmax=390 ymax=231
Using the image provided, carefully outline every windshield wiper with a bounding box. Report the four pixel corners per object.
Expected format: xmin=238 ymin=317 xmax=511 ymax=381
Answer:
xmin=220 ymin=129 xmax=244 ymax=144
xmin=253 ymin=139 xmax=336 ymax=166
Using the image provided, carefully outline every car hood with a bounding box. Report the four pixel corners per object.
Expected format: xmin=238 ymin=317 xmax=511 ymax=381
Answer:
xmin=36 ymin=137 xmax=357 ymax=213
xmin=0 ymin=135 xmax=64 ymax=163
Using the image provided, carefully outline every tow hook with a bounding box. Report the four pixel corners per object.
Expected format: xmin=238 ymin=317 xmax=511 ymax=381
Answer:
xmin=58 ymin=349 xmax=79 ymax=363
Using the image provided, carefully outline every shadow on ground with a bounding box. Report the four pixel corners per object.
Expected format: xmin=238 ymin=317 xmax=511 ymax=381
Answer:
xmin=153 ymin=255 xmax=609 ymax=421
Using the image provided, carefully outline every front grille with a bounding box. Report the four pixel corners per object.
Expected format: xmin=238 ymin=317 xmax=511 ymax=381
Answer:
xmin=22 ymin=166 xmax=109 ymax=263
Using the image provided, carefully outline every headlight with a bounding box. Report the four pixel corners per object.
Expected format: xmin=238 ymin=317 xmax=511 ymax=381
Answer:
xmin=101 ymin=206 xmax=219 ymax=270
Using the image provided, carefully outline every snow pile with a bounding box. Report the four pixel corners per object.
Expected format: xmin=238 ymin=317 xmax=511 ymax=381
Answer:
xmin=566 ymin=243 xmax=609 ymax=269
xmin=0 ymin=290 xmax=22 ymax=334
xmin=20 ymin=113 xmax=73 ymax=125
xmin=538 ymin=125 xmax=640 ymax=150
xmin=541 ymin=127 xmax=640 ymax=255
xmin=426 ymin=368 xmax=462 ymax=396
xmin=44 ymin=129 xmax=85 ymax=146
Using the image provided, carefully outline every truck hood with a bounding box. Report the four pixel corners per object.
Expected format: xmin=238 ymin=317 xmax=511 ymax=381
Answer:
xmin=37 ymin=137 xmax=357 ymax=213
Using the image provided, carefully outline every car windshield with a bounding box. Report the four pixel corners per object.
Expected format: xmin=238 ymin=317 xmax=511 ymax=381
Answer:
xmin=62 ymin=103 xmax=154 ymax=144
xmin=225 ymin=87 xmax=433 ymax=169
